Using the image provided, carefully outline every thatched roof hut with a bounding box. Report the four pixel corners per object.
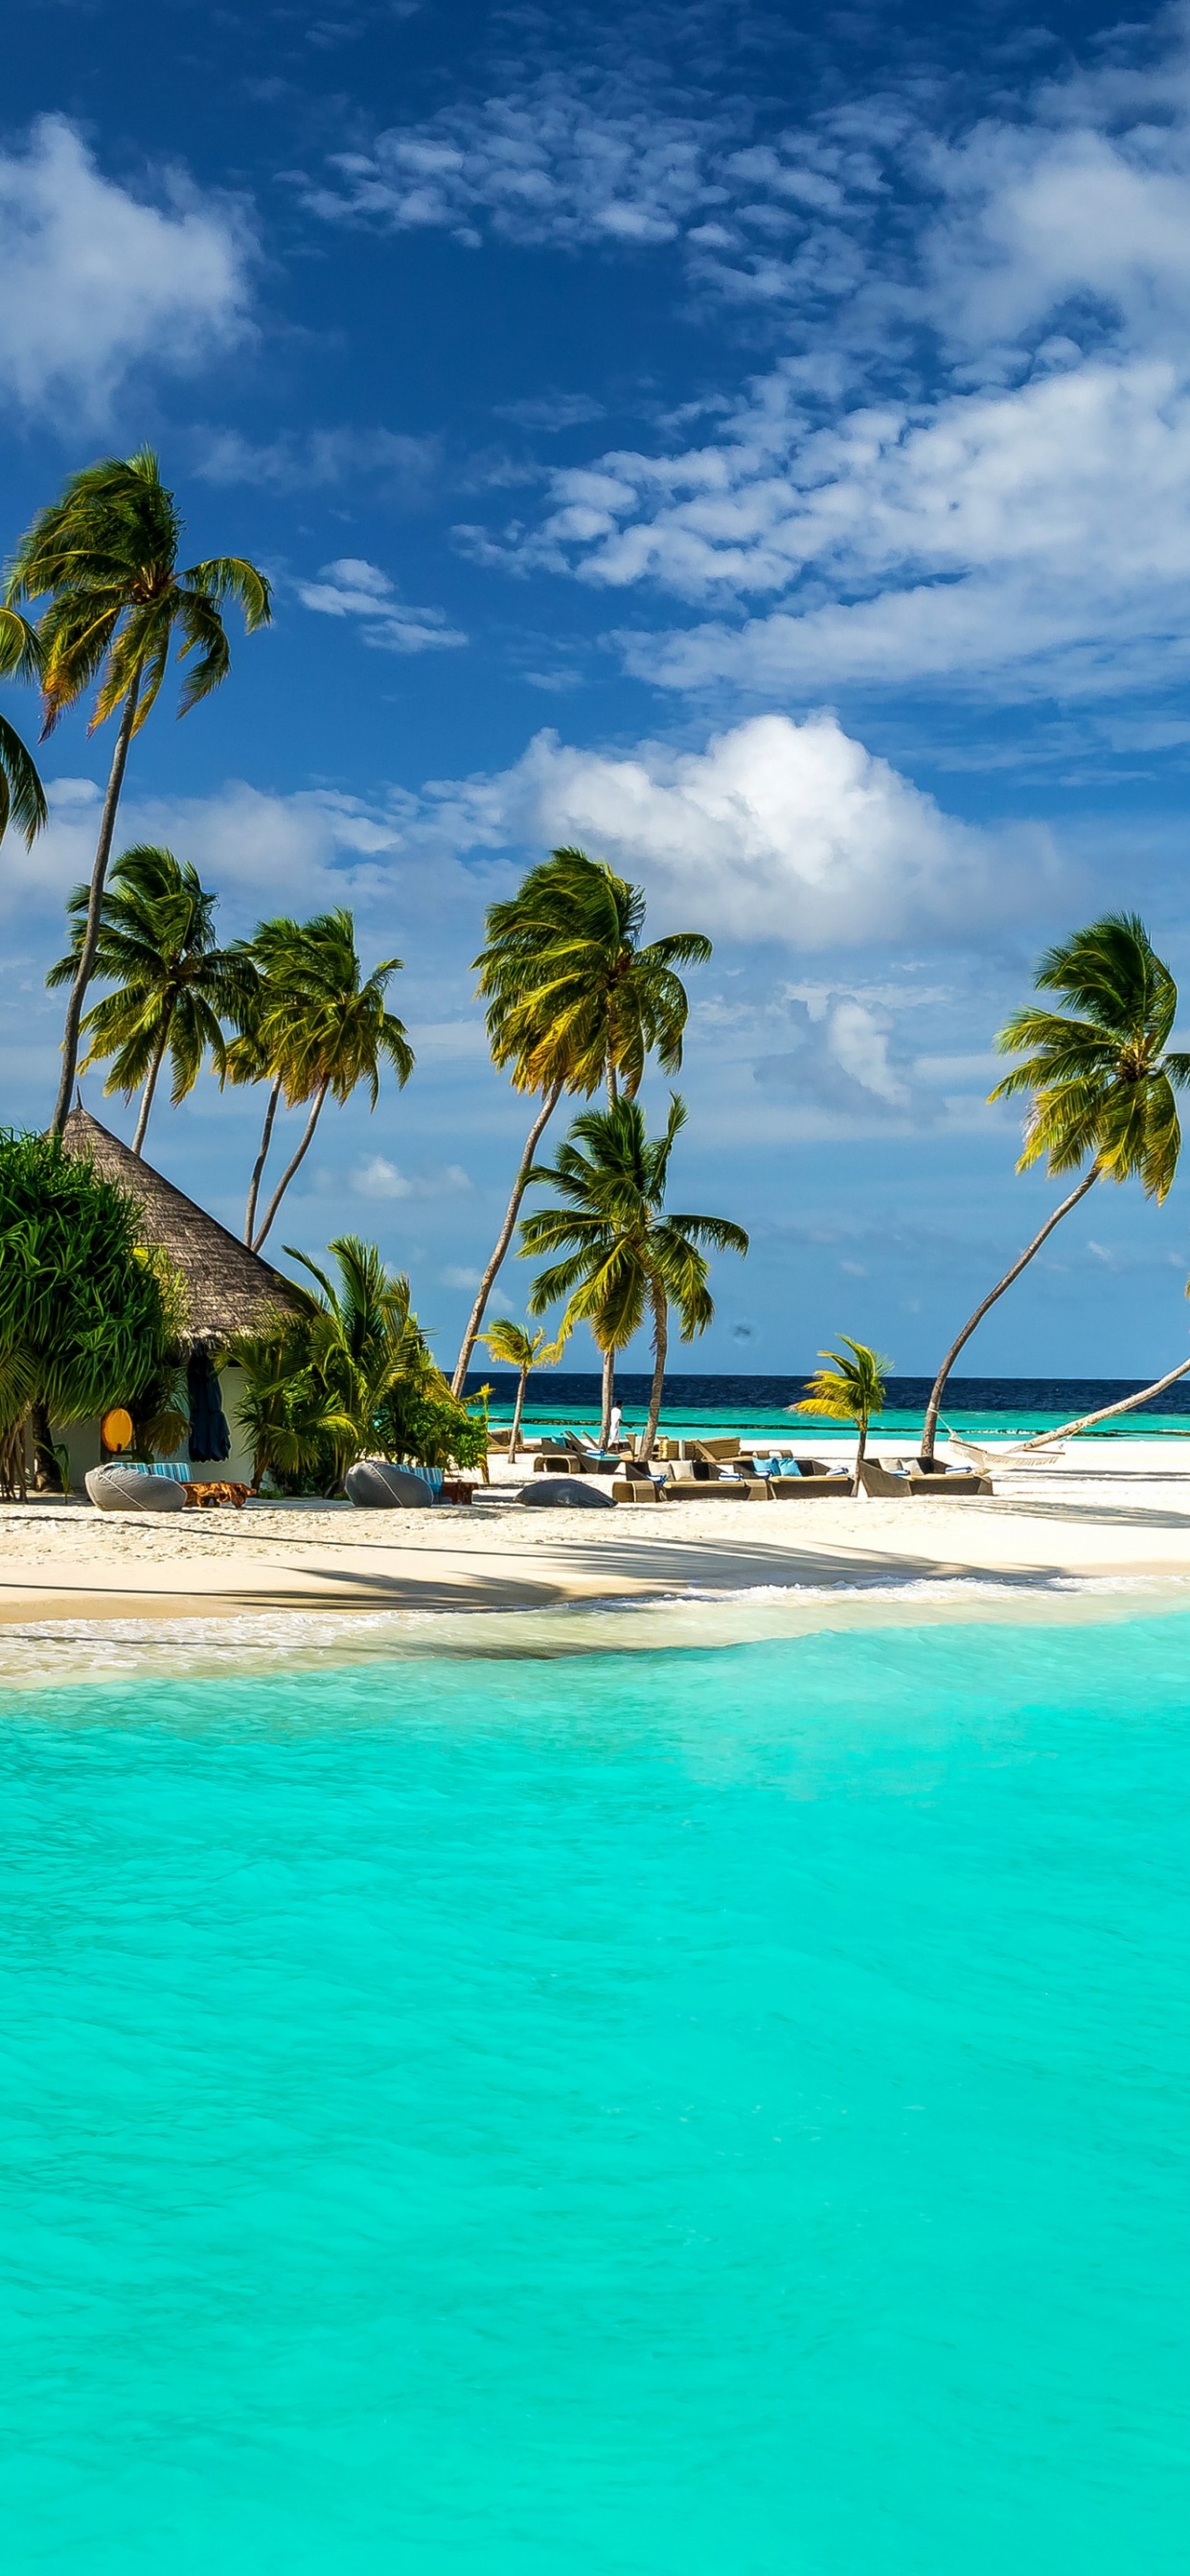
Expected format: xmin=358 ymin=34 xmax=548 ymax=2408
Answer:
xmin=61 ymin=1106 xmax=304 ymax=1347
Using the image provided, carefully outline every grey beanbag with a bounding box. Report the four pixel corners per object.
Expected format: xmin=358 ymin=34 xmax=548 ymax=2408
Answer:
xmin=518 ymin=1476 xmax=616 ymax=1508
xmin=85 ymin=1465 xmax=186 ymax=1513
xmin=345 ymin=1459 xmax=436 ymax=1508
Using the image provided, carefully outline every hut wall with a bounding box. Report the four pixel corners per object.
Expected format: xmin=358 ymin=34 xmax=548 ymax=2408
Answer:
xmin=58 ymin=1365 xmax=255 ymax=1495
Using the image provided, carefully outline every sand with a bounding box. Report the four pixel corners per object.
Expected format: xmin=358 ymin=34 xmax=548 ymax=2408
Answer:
xmin=6 ymin=1438 xmax=1190 ymax=1626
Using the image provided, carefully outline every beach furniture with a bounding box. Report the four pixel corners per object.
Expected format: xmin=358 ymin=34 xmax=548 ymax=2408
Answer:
xmin=612 ymin=1462 xmax=668 ymax=1503
xmin=345 ymin=1460 xmax=443 ymax=1508
xmin=85 ymin=1463 xmax=186 ymax=1513
xmin=767 ymin=1458 xmax=853 ymax=1497
xmin=857 ymin=1458 xmax=991 ymax=1498
xmin=517 ymin=1476 xmax=616 ymax=1508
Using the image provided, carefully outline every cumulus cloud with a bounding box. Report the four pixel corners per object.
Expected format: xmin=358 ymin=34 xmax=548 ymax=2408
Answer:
xmin=0 ymin=115 xmax=250 ymax=418
xmin=427 ymin=711 xmax=1060 ymax=947
xmin=297 ymin=559 xmax=467 ymax=653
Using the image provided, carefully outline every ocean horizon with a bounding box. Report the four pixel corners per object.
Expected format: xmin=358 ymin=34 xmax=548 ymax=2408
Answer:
xmin=464 ymin=1371 xmax=1190 ymax=1438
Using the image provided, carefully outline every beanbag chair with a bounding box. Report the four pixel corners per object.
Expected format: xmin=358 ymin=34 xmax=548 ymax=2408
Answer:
xmin=517 ymin=1476 xmax=615 ymax=1508
xmin=85 ymin=1465 xmax=186 ymax=1514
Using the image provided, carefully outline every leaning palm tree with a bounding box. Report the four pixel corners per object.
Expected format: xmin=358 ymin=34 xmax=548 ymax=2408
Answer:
xmin=5 ymin=448 xmax=271 ymax=1132
xmin=451 ymin=847 xmax=712 ymax=1394
xmin=477 ymin=1317 xmax=569 ymax=1460
xmin=0 ymin=607 xmax=47 ymax=848
xmin=247 ymin=912 xmax=415 ymax=1252
xmin=921 ymin=913 xmax=1190 ymax=1461
xmin=793 ymin=1340 xmax=888 ymax=1493
xmin=519 ymin=1094 xmax=748 ymax=1455
xmin=46 ymin=845 xmax=246 ymax=1154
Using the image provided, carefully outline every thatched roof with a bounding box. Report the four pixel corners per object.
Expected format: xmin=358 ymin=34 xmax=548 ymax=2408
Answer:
xmin=60 ymin=1106 xmax=304 ymax=1346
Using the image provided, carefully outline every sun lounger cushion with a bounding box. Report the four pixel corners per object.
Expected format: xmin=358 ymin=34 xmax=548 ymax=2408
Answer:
xmin=85 ymin=1464 xmax=187 ymax=1513
xmin=345 ymin=1460 xmax=440 ymax=1508
xmin=517 ymin=1476 xmax=616 ymax=1508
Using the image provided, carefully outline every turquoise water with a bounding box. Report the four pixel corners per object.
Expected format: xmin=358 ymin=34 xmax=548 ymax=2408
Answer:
xmin=497 ymin=1398 xmax=1190 ymax=1442
xmin=2 ymin=1614 xmax=1187 ymax=2571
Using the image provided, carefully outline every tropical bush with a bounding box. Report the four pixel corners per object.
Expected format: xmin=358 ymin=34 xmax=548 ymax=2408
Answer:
xmin=230 ymin=1235 xmax=485 ymax=1492
xmin=0 ymin=1129 xmax=187 ymax=1488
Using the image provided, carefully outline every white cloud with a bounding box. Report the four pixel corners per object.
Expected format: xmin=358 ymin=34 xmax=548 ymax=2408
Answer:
xmin=196 ymin=426 xmax=436 ymax=496
xmin=352 ymin=1155 xmax=472 ymax=1198
xmin=426 ymin=711 xmax=1060 ymax=947
xmin=0 ymin=116 xmax=250 ymax=418
xmin=439 ymin=20 xmax=1190 ymax=702
xmin=303 ymin=76 xmax=736 ymax=250
xmin=297 ymin=558 xmax=467 ymax=654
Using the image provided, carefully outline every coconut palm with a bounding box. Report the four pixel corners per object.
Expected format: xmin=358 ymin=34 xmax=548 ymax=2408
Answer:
xmin=921 ymin=912 xmax=1190 ymax=1460
xmin=5 ymin=448 xmax=271 ymax=1133
xmin=519 ymin=1094 xmax=748 ymax=1456
xmin=792 ymin=1340 xmax=888 ymax=1493
xmin=244 ymin=912 xmax=415 ymax=1253
xmin=478 ymin=1317 xmax=569 ymax=1460
xmin=0 ymin=608 xmax=47 ymax=848
xmin=451 ymin=848 xmax=712 ymax=1394
xmin=46 ymin=845 xmax=246 ymax=1155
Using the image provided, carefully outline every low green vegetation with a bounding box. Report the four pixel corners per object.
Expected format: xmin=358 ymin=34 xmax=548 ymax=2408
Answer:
xmin=0 ymin=1131 xmax=186 ymax=1491
xmin=230 ymin=1237 xmax=486 ymax=1494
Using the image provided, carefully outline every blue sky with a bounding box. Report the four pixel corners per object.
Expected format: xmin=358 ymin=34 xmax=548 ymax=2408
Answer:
xmin=3 ymin=0 xmax=1190 ymax=1379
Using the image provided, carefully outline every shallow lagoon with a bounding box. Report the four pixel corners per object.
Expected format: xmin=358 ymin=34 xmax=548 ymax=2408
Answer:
xmin=2 ymin=1611 xmax=1187 ymax=2571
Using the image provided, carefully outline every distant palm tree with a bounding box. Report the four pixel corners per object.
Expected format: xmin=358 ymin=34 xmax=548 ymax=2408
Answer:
xmin=46 ymin=844 xmax=245 ymax=1154
xmin=246 ymin=912 xmax=414 ymax=1252
xmin=452 ymin=847 xmax=712 ymax=1396
xmin=0 ymin=608 xmax=47 ymax=848
xmin=793 ymin=1340 xmax=888 ymax=1492
xmin=519 ymin=1094 xmax=747 ymax=1455
xmin=478 ymin=1317 xmax=569 ymax=1460
xmin=5 ymin=448 xmax=270 ymax=1132
xmin=921 ymin=913 xmax=1190 ymax=1460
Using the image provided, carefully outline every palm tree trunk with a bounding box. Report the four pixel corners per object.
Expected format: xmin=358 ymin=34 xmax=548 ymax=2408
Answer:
xmin=853 ymin=1412 xmax=868 ymax=1498
xmin=244 ymin=1074 xmax=283 ymax=1246
xmin=642 ymin=1284 xmax=668 ymax=1460
xmin=251 ymin=1080 xmax=329 ymax=1251
xmin=510 ymin=1364 xmax=529 ymax=1463
xmin=51 ymin=676 xmax=140 ymax=1137
xmin=920 ymin=1166 xmax=1100 ymax=1460
xmin=131 ymin=1024 xmax=171 ymax=1156
xmin=599 ymin=1345 xmax=615 ymax=1449
xmin=450 ymin=1080 xmax=562 ymax=1397
xmin=1018 ymin=1354 xmax=1190 ymax=1449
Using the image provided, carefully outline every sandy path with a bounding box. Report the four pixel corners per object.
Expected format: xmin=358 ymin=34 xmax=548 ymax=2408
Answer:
xmin=4 ymin=1475 xmax=1190 ymax=1624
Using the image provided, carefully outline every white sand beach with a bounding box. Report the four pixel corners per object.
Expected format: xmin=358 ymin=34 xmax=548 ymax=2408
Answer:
xmin=8 ymin=1437 xmax=1190 ymax=1627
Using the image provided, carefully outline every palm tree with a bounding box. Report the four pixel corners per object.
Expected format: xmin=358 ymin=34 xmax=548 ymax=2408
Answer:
xmin=477 ymin=1317 xmax=569 ymax=1460
xmin=519 ymin=1094 xmax=748 ymax=1455
xmin=921 ymin=912 xmax=1190 ymax=1460
xmin=793 ymin=1340 xmax=888 ymax=1493
xmin=451 ymin=847 xmax=712 ymax=1395
xmin=5 ymin=448 xmax=271 ymax=1133
xmin=247 ymin=912 xmax=415 ymax=1252
xmin=46 ymin=845 xmax=246 ymax=1154
xmin=0 ymin=608 xmax=47 ymax=848
xmin=221 ymin=918 xmax=310 ymax=1245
